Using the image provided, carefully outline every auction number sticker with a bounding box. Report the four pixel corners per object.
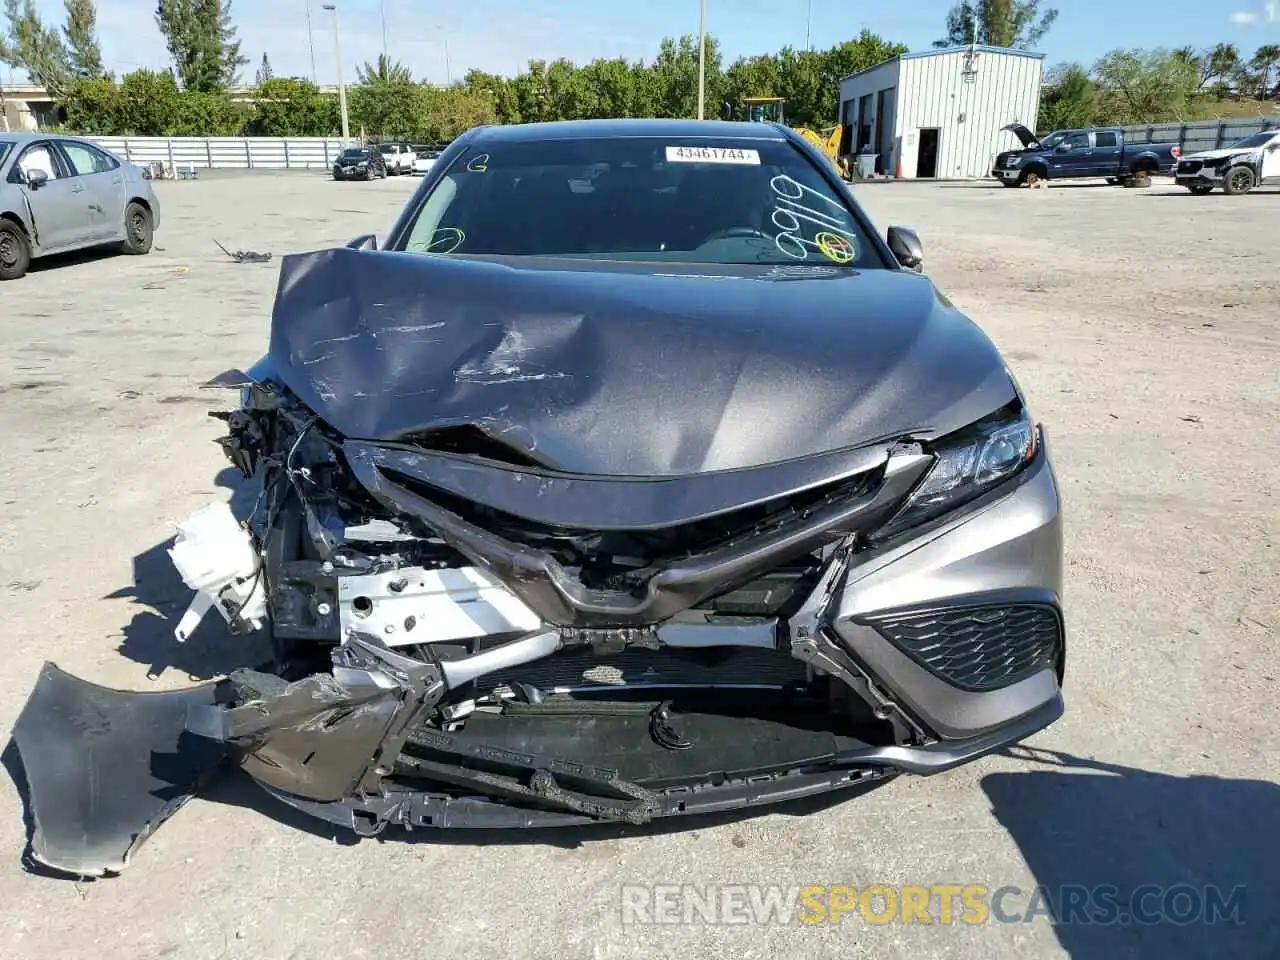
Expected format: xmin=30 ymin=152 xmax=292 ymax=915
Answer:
xmin=665 ymin=146 xmax=761 ymax=165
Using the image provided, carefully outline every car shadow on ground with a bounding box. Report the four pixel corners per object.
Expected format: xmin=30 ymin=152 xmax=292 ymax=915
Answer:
xmin=110 ymin=466 xmax=269 ymax=681
xmin=28 ymin=244 xmax=127 ymax=274
xmin=982 ymin=746 xmax=1279 ymax=959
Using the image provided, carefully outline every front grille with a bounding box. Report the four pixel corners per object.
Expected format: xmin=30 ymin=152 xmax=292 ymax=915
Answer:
xmin=1178 ymin=160 xmax=1203 ymax=174
xmin=867 ymin=604 xmax=1061 ymax=692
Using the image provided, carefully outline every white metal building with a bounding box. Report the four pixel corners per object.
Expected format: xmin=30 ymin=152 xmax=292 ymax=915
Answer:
xmin=837 ymin=45 xmax=1044 ymax=179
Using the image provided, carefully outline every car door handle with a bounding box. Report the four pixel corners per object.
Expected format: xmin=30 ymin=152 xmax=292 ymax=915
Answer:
xmin=72 ymin=184 xmax=85 ymax=193
xmin=111 ymin=177 xmax=121 ymax=184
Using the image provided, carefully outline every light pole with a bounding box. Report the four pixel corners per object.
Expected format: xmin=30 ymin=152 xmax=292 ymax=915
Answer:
xmin=322 ymin=3 xmax=350 ymax=146
xmin=380 ymin=0 xmax=388 ymax=60
xmin=430 ymin=25 xmax=452 ymax=85
xmin=806 ymin=0 xmax=813 ymax=51
xmin=697 ymin=0 xmax=706 ymax=119
xmin=305 ymin=1 xmax=317 ymax=83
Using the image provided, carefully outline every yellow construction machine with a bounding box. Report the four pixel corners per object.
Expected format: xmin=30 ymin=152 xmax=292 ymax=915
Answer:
xmin=738 ymin=97 xmax=852 ymax=180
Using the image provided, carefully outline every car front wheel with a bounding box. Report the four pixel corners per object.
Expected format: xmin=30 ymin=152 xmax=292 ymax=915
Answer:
xmin=1223 ymin=165 xmax=1255 ymax=195
xmin=121 ymin=201 xmax=154 ymax=255
xmin=0 ymin=219 xmax=32 ymax=281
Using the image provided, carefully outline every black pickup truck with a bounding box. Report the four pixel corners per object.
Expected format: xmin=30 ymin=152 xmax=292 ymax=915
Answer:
xmin=992 ymin=125 xmax=1181 ymax=187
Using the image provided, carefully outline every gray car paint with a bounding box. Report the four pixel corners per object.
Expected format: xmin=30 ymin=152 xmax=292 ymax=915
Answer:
xmin=832 ymin=433 xmax=1064 ymax=739
xmin=267 ymin=246 xmax=1017 ymax=476
xmin=0 ymin=133 xmax=160 ymax=257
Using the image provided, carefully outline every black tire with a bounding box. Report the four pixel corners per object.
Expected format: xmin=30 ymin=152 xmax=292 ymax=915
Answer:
xmin=1187 ymin=185 xmax=1214 ymax=195
xmin=1105 ymin=177 xmax=1120 ymax=185
xmin=1222 ymin=165 xmax=1255 ymax=195
xmin=0 ymin=219 xmax=32 ymax=281
xmin=121 ymin=201 xmax=153 ymax=255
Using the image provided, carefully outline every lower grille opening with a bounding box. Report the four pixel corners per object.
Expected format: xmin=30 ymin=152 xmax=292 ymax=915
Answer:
xmin=866 ymin=603 xmax=1062 ymax=692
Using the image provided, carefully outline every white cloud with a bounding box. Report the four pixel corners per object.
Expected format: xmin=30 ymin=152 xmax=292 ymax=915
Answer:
xmin=1231 ymin=1 xmax=1279 ymax=22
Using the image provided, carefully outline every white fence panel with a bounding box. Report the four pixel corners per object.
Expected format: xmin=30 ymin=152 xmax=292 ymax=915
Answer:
xmin=84 ymin=136 xmax=347 ymax=170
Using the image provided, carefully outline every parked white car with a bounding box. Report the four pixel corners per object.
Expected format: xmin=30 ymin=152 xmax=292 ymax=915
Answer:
xmin=376 ymin=142 xmax=414 ymax=176
xmin=412 ymin=147 xmax=440 ymax=175
xmin=1174 ymin=129 xmax=1280 ymax=195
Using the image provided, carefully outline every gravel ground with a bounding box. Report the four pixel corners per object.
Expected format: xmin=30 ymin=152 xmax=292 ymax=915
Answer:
xmin=0 ymin=172 xmax=1276 ymax=960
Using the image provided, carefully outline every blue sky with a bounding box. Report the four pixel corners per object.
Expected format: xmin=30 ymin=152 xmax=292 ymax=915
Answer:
xmin=6 ymin=0 xmax=1279 ymax=86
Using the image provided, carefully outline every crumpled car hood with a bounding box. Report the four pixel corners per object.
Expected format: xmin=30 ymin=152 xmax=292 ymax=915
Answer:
xmin=266 ymin=247 xmax=1016 ymax=476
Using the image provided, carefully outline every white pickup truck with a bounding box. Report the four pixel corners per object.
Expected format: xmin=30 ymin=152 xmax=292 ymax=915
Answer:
xmin=376 ymin=142 xmax=414 ymax=176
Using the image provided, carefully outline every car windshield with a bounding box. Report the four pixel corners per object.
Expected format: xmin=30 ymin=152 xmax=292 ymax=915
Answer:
xmin=340 ymin=149 xmax=369 ymax=159
xmin=378 ymin=144 xmax=395 ymax=152
xmin=400 ymin=136 xmax=877 ymax=267
xmin=1037 ymin=132 xmax=1069 ymax=149
xmin=1227 ymin=132 xmax=1276 ymax=149
xmin=0 ymin=140 xmax=12 ymax=166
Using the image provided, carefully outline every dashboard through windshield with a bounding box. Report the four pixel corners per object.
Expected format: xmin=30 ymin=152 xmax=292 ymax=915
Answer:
xmin=399 ymin=137 xmax=880 ymax=267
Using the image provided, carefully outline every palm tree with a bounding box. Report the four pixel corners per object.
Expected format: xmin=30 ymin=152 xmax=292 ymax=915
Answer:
xmin=1250 ymin=44 xmax=1280 ymax=100
xmin=357 ymin=53 xmax=413 ymax=85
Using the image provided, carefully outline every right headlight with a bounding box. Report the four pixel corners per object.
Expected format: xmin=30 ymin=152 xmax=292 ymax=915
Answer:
xmin=875 ymin=404 xmax=1038 ymax=540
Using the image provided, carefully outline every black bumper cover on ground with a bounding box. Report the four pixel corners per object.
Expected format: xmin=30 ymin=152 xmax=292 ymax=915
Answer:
xmin=9 ymin=663 xmax=227 ymax=877
xmin=8 ymin=658 xmax=1062 ymax=873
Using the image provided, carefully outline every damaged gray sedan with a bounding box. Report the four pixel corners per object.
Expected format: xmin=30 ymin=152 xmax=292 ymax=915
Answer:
xmin=14 ymin=119 xmax=1065 ymax=876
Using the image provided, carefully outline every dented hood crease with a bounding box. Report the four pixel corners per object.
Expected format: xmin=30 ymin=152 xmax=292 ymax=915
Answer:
xmin=266 ymin=247 xmax=1016 ymax=477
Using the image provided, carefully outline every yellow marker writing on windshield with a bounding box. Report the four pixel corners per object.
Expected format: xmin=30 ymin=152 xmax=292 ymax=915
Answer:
xmin=815 ymin=231 xmax=854 ymax=264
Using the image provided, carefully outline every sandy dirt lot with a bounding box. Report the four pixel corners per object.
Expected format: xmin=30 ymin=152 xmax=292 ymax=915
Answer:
xmin=0 ymin=171 xmax=1276 ymax=960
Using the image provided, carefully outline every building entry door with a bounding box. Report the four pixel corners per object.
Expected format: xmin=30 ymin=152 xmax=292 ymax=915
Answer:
xmin=917 ymin=128 xmax=940 ymax=178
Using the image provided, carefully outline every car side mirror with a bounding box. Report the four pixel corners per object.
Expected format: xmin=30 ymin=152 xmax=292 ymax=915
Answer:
xmin=346 ymin=234 xmax=377 ymax=251
xmin=25 ymin=168 xmax=49 ymax=189
xmin=886 ymin=225 xmax=923 ymax=272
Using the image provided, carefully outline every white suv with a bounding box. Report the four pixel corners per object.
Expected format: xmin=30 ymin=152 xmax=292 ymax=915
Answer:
xmin=377 ymin=142 xmax=413 ymax=176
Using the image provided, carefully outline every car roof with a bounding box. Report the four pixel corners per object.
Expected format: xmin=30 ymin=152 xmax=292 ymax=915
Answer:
xmin=468 ymin=118 xmax=789 ymax=145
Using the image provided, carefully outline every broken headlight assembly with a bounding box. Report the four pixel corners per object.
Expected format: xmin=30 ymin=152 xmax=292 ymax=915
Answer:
xmin=876 ymin=404 xmax=1037 ymax=539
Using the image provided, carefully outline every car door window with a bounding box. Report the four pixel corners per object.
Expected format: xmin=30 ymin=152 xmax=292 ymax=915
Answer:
xmin=61 ymin=141 xmax=119 ymax=177
xmin=1093 ymin=132 xmax=1118 ymax=148
xmin=1063 ymin=133 xmax=1090 ymax=151
xmin=12 ymin=143 xmax=65 ymax=183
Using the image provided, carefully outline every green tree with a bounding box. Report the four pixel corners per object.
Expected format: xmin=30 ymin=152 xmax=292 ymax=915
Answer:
xmin=116 ymin=67 xmax=181 ymax=134
xmin=934 ymin=1 xmax=1057 ymax=50
xmin=0 ymin=0 xmax=71 ymax=96
xmin=1092 ymin=48 xmax=1203 ymax=123
xmin=419 ymin=84 xmax=499 ymax=141
xmin=62 ymin=0 xmax=103 ymax=79
xmin=357 ymin=53 xmax=413 ymax=84
xmin=1247 ymin=44 xmax=1280 ymax=99
xmin=253 ymin=76 xmax=337 ymax=135
xmin=1038 ymin=63 xmax=1098 ymax=129
xmin=155 ymin=0 xmax=248 ymax=92
xmin=61 ymin=74 xmax=119 ymax=132
xmin=462 ymin=68 xmax=520 ymax=123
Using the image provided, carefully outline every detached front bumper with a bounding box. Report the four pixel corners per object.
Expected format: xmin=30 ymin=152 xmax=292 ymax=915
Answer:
xmin=10 ymin=440 xmax=1065 ymax=871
